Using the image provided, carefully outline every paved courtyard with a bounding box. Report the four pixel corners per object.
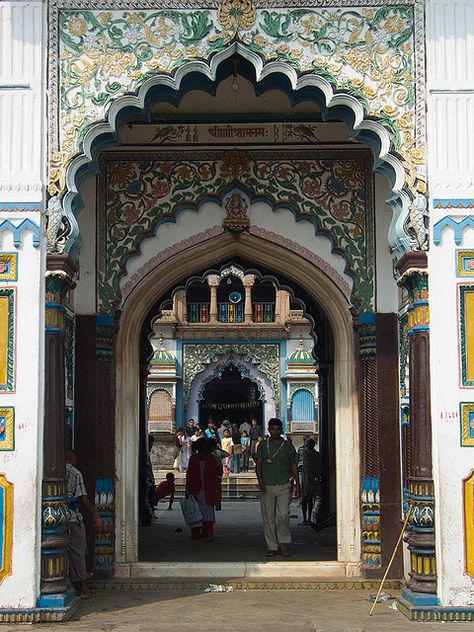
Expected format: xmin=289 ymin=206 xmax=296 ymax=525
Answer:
xmin=7 ymin=589 xmax=473 ymax=632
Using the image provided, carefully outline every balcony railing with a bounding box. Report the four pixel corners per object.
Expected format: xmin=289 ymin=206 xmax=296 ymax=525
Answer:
xmin=219 ymin=303 xmax=244 ymax=323
xmin=254 ymin=303 xmax=275 ymax=322
xmin=186 ymin=302 xmax=275 ymax=323
xmin=187 ymin=303 xmax=209 ymax=323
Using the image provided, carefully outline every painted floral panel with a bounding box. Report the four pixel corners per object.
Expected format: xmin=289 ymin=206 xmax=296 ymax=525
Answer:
xmin=98 ymin=149 xmax=373 ymax=313
xmin=57 ymin=5 xmax=415 ymax=156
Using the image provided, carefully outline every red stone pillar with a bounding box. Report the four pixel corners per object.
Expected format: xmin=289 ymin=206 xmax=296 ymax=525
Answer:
xmin=396 ymin=252 xmax=437 ymax=603
xmin=39 ymin=255 xmax=77 ymax=606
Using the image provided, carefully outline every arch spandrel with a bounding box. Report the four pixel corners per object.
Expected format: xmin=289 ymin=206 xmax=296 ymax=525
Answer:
xmin=49 ymin=0 xmax=428 ymax=260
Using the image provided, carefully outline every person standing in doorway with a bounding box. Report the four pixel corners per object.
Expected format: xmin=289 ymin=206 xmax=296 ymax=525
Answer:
xmin=186 ymin=438 xmax=220 ymax=541
xmin=65 ymin=449 xmax=97 ymax=597
xmin=249 ymin=418 xmax=263 ymax=467
xmin=230 ymin=422 xmax=242 ymax=473
xmin=300 ymin=438 xmax=322 ymax=526
xmin=185 ymin=418 xmax=196 ymax=438
xmin=256 ymin=418 xmax=300 ymax=557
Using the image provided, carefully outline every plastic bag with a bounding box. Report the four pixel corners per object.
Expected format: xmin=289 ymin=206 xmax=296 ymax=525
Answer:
xmin=180 ymin=495 xmax=203 ymax=526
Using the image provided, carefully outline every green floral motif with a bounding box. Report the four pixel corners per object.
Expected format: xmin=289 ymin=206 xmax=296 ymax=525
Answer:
xmin=183 ymin=343 xmax=280 ymax=403
xmin=98 ymin=149 xmax=374 ymax=313
xmin=58 ymin=6 xmax=415 ymax=158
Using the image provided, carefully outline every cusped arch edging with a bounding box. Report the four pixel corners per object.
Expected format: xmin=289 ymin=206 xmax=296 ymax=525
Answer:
xmin=120 ymin=223 xmax=352 ymax=311
xmin=186 ymin=356 xmax=277 ymax=426
xmin=61 ymin=43 xmax=412 ymax=258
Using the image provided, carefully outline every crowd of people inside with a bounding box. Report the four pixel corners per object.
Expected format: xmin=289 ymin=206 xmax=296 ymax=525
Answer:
xmin=152 ymin=418 xmax=323 ymax=553
xmin=172 ymin=417 xmax=264 ymax=475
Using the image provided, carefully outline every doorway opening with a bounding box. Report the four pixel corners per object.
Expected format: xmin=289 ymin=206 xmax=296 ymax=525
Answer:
xmin=136 ymin=258 xmax=337 ymax=564
xmin=199 ymin=365 xmax=264 ymax=430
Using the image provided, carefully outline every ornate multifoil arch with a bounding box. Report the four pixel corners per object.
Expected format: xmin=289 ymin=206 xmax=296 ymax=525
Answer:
xmin=48 ymin=0 xmax=427 ymax=260
xmin=115 ymin=229 xmax=360 ymax=576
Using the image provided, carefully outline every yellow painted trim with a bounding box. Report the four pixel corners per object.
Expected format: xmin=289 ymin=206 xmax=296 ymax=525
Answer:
xmin=466 ymin=291 xmax=474 ymax=382
xmin=457 ymin=250 xmax=474 ymax=277
xmin=0 ymin=474 xmax=13 ymax=585
xmin=460 ymin=403 xmax=474 ymax=447
xmin=0 ymin=408 xmax=14 ymax=451
xmin=463 ymin=470 xmax=474 ymax=578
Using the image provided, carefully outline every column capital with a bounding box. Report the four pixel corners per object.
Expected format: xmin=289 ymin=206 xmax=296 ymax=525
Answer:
xmin=243 ymin=274 xmax=255 ymax=287
xmin=206 ymin=274 xmax=220 ymax=287
xmin=45 ymin=254 xmax=78 ymax=301
xmin=395 ymin=252 xmax=428 ymax=296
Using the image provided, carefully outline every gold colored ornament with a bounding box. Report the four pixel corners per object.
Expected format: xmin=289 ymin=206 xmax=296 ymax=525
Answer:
xmin=217 ymin=0 xmax=257 ymax=33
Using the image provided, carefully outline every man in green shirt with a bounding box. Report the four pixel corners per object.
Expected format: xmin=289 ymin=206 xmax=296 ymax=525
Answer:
xmin=256 ymin=418 xmax=300 ymax=557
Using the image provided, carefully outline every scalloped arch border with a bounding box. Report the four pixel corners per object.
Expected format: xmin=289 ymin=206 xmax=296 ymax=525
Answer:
xmin=62 ymin=42 xmax=412 ymax=258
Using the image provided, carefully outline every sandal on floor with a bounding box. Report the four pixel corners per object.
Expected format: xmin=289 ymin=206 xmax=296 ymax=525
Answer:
xmin=265 ymin=549 xmax=278 ymax=557
xmin=279 ymin=545 xmax=291 ymax=557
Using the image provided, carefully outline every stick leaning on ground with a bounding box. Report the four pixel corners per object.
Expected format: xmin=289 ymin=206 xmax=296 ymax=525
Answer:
xmin=369 ymin=505 xmax=413 ymax=616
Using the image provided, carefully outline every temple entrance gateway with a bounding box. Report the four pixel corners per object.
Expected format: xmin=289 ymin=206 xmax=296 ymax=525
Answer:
xmin=72 ymin=53 xmax=400 ymax=581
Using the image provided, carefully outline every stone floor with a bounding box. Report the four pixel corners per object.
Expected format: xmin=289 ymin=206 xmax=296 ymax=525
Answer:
xmin=10 ymin=589 xmax=473 ymax=631
xmin=139 ymin=499 xmax=337 ymax=562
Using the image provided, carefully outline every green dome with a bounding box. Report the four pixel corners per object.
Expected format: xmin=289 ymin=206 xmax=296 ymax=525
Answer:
xmin=150 ymin=347 xmax=176 ymax=369
xmin=288 ymin=347 xmax=314 ymax=364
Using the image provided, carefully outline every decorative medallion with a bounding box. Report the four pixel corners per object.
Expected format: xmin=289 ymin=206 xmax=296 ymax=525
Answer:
xmin=0 ymin=254 xmax=17 ymax=282
xmin=0 ymin=474 xmax=13 ymax=585
xmin=0 ymin=408 xmax=14 ymax=452
xmin=223 ymin=190 xmax=250 ymax=234
xmin=218 ymin=0 xmax=256 ymax=32
xmin=457 ymin=250 xmax=474 ymax=277
xmin=460 ymin=402 xmax=474 ymax=447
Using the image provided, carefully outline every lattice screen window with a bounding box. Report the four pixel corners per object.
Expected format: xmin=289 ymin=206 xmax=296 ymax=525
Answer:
xmin=149 ymin=390 xmax=172 ymax=421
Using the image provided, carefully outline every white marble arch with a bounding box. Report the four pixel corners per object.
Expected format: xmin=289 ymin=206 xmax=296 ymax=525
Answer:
xmin=114 ymin=229 xmax=360 ymax=579
xmin=186 ymin=355 xmax=277 ymax=427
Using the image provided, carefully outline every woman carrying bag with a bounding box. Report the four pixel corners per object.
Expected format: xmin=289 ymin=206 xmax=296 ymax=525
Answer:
xmin=185 ymin=438 xmax=221 ymax=541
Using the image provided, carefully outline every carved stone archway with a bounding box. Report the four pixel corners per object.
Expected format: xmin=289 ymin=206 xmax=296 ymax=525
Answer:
xmin=114 ymin=229 xmax=359 ymax=578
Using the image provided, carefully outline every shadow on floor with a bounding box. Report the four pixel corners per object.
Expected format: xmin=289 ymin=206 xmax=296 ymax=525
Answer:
xmin=139 ymin=500 xmax=337 ymax=562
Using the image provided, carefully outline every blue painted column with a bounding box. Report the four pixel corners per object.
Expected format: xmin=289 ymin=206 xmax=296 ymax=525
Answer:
xmin=357 ymin=312 xmax=381 ymax=573
xmin=39 ymin=255 xmax=77 ymax=607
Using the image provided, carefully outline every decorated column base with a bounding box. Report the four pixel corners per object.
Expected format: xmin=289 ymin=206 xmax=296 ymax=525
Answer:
xmin=0 ymin=596 xmax=80 ymax=624
xmin=396 ymin=594 xmax=474 ymax=622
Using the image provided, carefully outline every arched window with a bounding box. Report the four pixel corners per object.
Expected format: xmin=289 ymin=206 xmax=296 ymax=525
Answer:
xmin=148 ymin=389 xmax=173 ymax=433
xmin=290 ymin=388 xmax=314 ymax=422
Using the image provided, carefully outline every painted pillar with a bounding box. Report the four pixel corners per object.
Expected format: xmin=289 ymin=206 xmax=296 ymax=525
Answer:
xmin=94 ymin=315 xmax=115 ymax=576
xmin=357 ymin=313 xmax=381 ymax=574
xmin=40 ymin=254 xmax=77 ymax=605
xmin=207 ymin=274 xmax=219 ymax=323
xmin=396 ymin=252 xmax=437 ymax=602
xmin=243 ymin=274 xmax=255 ymax=324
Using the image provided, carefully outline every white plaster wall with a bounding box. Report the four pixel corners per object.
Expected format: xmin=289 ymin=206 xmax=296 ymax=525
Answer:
xmin=0 ymin=2 xmax=43 ymax=201
xmin=75 ymin=175 xmax=97 ymax=314
xmin=0 ymin=0 xmax=46 ymax=608
xmin=0 ymin=229 xmax=44 ymax=607
xmin=427 ymin=0 xmax=474 ymax=606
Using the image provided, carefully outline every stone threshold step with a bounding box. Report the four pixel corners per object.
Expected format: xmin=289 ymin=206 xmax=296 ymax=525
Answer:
xmin=90 ymin=578 xmax=403 ymax=591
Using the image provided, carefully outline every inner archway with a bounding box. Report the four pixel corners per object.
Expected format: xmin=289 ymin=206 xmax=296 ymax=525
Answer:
xmin=114 ymin=231 xmax=359 ymax=579
xmin=200 ymin=365 xmax=264 ymax=429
